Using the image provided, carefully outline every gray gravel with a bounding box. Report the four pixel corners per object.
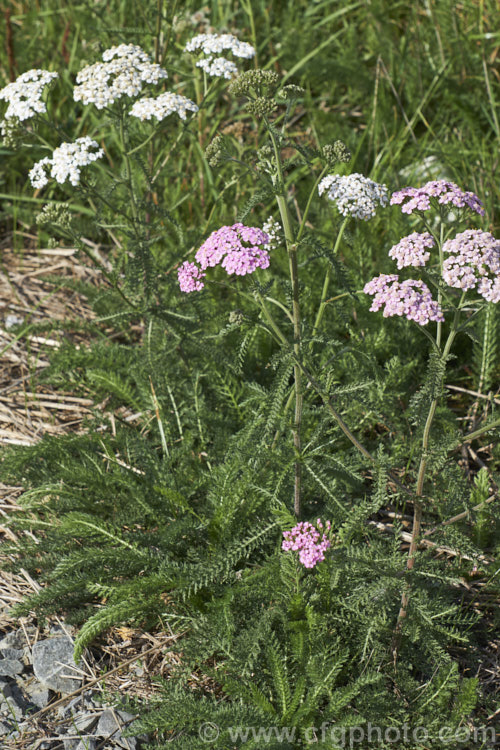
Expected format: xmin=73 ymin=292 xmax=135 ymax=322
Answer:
xmin=0 ymin=624 xmax=150 ymax=748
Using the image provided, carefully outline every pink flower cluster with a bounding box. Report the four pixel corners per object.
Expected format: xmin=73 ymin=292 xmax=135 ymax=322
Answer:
xmin=177 ymin=262 xmax=205 ymax=293
xmin=388 ymin=231 xmax=435 ymax=269
xmin=364 ymin=274 xmax=444 ymax=326
xmin=178 ymin=223 xmax=271 ymax=293
xmin=390 ymin=180 xmax=485 ymax=216
xmin=282 ymin=519 xmax=331 ymax=569
xmin=442 ymin=229 xmax=500 ymax=303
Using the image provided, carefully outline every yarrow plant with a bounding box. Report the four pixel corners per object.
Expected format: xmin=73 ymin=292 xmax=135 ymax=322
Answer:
xmin=442 ymin=229 xmax=500 ymax=302
xmin=28 ymin=137 xmax=104 ymax=188
xmin=318 ymin=172 xmax=389 ymax=220
xmin=390 ymin=179 xmax=485 ymax=216
xmin=363 ymin=275 xmax=444 ymax=325
xmin=282 ymin=519 xmax=332 ymax=568
xmin=0 ymin=69 xmax=58 ymax=128
xmin=361 ymin=179 xmax=500 ymax=648
xmin=185 ymin=32 xmax=255 ymax=80
xmin=178 ymin=223 xmax=271 ymax=292
xmin=73 ymin=44 xmax=168 ymax=109
xmin=129 ymin=92 xmax=199 ymax=122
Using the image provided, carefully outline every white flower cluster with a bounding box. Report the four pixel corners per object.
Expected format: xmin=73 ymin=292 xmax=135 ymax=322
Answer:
xmin=0 ymin=69 xmax=58 ymax=122
xmin=73 ymin=44 xmax=167 ymax=109
xmin=29 ymin=137 xmax=104 ymax=189
xmin=185 ymin=33 xmax=255 ymax=59
xmin=263 ymin=217 xmax=282 ymax=250
xmin=318 ymin=173 xmax=389 ymax=220
xmin=185 ymin=32 xmax=255 ymax=79
xmin=130 ymin=91 xmax=199 ymax=121
xmin=196 ymin=57 xmax=238 ymax=79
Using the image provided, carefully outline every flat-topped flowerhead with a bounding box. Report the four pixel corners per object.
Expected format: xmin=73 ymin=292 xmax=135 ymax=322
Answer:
xmin=364 ymin=274 xmax=444 ymax=326
xmin=185 ymin=33 xmax=255 ymax=79
xmin=178 ymin=223 xmax=271 ymax=293
xmin=29 ymin=137 xmax=104 ymax=188
xmin=318 ymin=173 xmax=389 ymax=220
xmin=282 ymin=519 xmax=332 ymax=569
xmin=0 ymin=69 xmax=58 ymax=122
xmin=195 ymin=57 xmax=238 ymax=80
xmin=388 ymin=232 xmax=435 ymax=269
xmin=442 ymin=229 xmax=500 ymax=303
xmin=74 ymin=44 xmax=167 ymax=109
xmin=185 ymin=33 xmax=255 ymax=59
xmin=390 ymin=180 xmax=485 ymax=216
xmin=130 ymin=92 xmax=198 ymax=121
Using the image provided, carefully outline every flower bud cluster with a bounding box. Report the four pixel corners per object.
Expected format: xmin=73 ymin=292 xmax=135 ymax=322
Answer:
xmin=73 ymin=44 xmax=167 ymax=109
xmin=0 ymin=69 xmax=58 ymax=123
xmin=29 ymin=137 xmax=104 ymax=189
xmin=178 ymin=223 xmax=271 ymax=293
xmin=36 ymin=202 xmax=72 ymax=229
xmin=442 ymin=230 xmax=500 ymax=303
xmin=363 ymin=275 xmax=444 ymax=326
xmin=279 ymin=84 xmax=305 ymax=100
xmin=322 ymin=140 xmax=351 ymax=166
xmin=318 ymin=173 xmax=388 ymax=220
xmin=245 ymin=96 xmax=277 ymax=117
xmin=282 ymin=519 xmax=332 ymax=569
xmin=205 ymin=135 xmax=227 ymax=167
xmin=390 ymin=180 xmax=484 ymax=216
xmin=388 ymin=232 xmax=435 ymax=269
xmin=129 ymin=91 xmax=198 ymax=121
xmin=229 ymin=69 xmax=279 ymax=97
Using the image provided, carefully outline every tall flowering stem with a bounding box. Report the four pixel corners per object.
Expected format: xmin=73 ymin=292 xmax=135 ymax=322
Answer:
xmin=392 ymin=303 xmax=462 ymax=653
xmin=269 ymin=127 xmax=303 ymax=517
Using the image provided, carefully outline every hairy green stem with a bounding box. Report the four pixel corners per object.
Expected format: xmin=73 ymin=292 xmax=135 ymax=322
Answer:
xmin=392 ymin=303 xmax=461 ymax=654
xmin=269 ymin=127 xmax=303 ymax=517
xmin=311 ymin=216 xmax=349 ymax=341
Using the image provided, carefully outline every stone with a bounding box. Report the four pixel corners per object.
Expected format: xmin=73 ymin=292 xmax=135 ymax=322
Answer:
xmin=96 ymin=708 xmax=124 ymax=736
xmin=23 ymin=683 xmax=52 ymax=709
xmin=0 ymin=632 xmax=24 ymax=651
xmin=32 ymin=637 xmax=82 ymax=694
xmin=72 ymin=711 xmax=99 ymax=732
xmin=0 ymin=658 xmax=24 ymax=676
xmin=0 ymin=647 xmax=24 ymax=661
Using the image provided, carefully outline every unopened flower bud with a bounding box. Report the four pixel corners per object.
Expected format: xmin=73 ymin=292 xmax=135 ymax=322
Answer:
xmin=229 ymin=69 xmax=279 ymax=97
xmin=246 ymin=97 xmax=276 ymax=117
xmin=206 ymin=134 xmax=228 ymax=167
xmin=323 ymin=140 xmax=351 ymax=166
xmin=279 ymin=84 xmax=305 ymax=100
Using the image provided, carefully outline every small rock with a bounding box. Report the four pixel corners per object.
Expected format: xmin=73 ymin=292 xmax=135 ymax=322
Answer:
xmin=73 ymin=711 xmax=99 ymax=733
xmin=0 ymin=647 xmax=24 ymax=661
xmin=32 ymin=637 xmax=82 ymax=694
xmin=0 ymin=633 xmax=23 ymax=650
xmin=96 ymin=708 xmax=124 ymax=736
xmin=24 ymin=684 xmax=52 ymax=709
xmin=0 ymin=658 xmax=24 ymax=677
xmin=0 ymin=720 xmax=13 ymax=736
xmin=4 ymin=314 xmax=24 ymax=329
